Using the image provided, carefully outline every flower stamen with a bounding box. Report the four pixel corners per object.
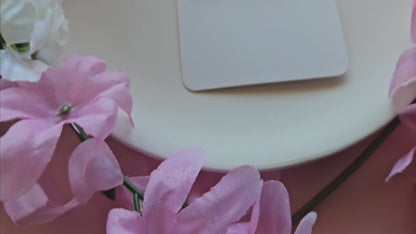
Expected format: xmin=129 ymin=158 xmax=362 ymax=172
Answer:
xmin=56 ymin=105 xmax=75 ymax=117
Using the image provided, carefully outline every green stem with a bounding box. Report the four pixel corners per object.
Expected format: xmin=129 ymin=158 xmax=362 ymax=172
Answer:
xmin=123 ymin=176 xmax=144 ymax=200
xmin=71 ymin=123 xmax=89 ymax=141
xmin=133 ymin=192 xmax=143 ymax=215
xmin=123 ymin=176 xmax=144 ymax=215
xmin=291 ymin=99 xmax=416 ymax=227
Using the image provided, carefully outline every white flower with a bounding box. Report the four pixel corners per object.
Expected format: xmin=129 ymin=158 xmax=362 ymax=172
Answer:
xmin=0 ymin=0 xmax=69 ymax=82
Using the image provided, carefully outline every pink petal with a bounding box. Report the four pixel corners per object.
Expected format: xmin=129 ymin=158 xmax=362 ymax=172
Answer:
xmin=173 ymin=165 xmax=262 ymax=234
xmin=90 ymin=70 xmax=134 ymax=125
xmin=132 ymin=148 xmax=206 ymax=233
xmin=386 ymin=147 xmax=416 ymax=182
xmin=143 ymin=147 xmax=206 ymax=213
xmin=399 ymin=104 xmax=416 ymax=130
xmin=227 ymin=223 xmax=251 ymax=234
xmin=389 ymin=47 xmax=416 ymax=110
xmin=107 ymin=208 xmax=142 ymax=234
xmin=139 ymin=203 xmax=178 ymax=234
xmin=227 ymin=197 xmax=260 ymax=234
xmin=0 ymin=79 xmax=16 ymax=90
xmin=67 ymin=98 xmax=118 ymax=140
xmin=51 ymin=55 xmax=106 ymax=88
xmin=0 ymin=86 xmax=50 ymax=122
xmin=7 ymin=155 xmax=83 ymax=225
xmin=68 ymin=138 xmax=123 ymax=203
xmin=255 ymin=181 xmax=291 ymax=234
xmin=395 ymin=45 xmax=416 ymax=66
xmin=3 ymin=184 xmax=48 ymax=223
xmin=0 ymin=120 xmax=62 ymax=200
xmin=3 ymin=183 xmax=79 ymax=225
xmin=63 ymin=55 xmax=107 ymax=79
xmin=294 ymin=212 xmax=317 ymax=234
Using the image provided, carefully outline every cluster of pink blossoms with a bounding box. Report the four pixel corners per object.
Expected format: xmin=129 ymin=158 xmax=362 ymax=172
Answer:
xmin=106 ymin=148 xmax=316 ymax=234
xmin=0 ymin=54 xmax=316 ymax=232
xmin=1 ymin=55 xmax=133 ymax=224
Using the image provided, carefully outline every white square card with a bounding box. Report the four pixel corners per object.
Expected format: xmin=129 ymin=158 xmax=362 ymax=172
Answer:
xmin=177 ymin=0 xmax=349 ymax=91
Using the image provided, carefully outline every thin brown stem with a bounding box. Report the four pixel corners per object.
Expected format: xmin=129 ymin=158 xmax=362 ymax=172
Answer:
xmin=292 ymin=99 xmax=416 ymax=227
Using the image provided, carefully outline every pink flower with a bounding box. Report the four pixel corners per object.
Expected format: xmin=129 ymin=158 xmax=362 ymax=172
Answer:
xmin=386 ymin=47 xmax=416 ymax=181
xmin=0 ymin=55 xmax=133 ymax=223
xmin=107 ymin=148 xmax=317 ymax=234
xmin=389 ymin=47 xmax=416 ymax=111
xmin=226 ymin=181 xmax=317 ymax=234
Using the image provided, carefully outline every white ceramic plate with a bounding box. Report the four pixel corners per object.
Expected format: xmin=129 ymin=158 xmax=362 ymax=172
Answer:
xmin=63 ymin=0 xmax=413 ymax=171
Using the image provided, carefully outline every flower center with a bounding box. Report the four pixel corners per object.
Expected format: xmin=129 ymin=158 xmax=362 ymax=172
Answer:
xmin=10 ymin=42 xmax=30 ymax=53
xmin=56 ymin=105 xmax=75 ymax=117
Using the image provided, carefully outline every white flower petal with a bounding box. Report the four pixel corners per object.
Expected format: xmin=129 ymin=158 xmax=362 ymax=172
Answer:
xmin=0 ymin=0 xmax=36 ymax=44
xmin=1 ymin=48 xmax=48 ymax=82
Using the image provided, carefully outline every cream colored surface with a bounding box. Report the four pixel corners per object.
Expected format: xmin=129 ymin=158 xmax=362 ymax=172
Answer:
xmin=63 ymin=0 xmax=413 ymax=170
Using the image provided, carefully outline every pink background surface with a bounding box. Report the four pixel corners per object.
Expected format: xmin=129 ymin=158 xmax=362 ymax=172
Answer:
xmin=2 ymin=123 xmax=416 ymax=234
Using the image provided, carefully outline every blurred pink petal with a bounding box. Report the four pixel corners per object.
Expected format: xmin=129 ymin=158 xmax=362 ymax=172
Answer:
xmin=294 ymin=212 xmax=318 ymax=234
xmin=68 ymin=138 xmax=123 ymax=203
xmin=85 ymin=69 xmax=133 ymax=125
xmin=226 ymin=180 xmax=315 ymax=234
xmin=106 ymin=209 xmax=142 ymax=234
xmin=226 ymin=198 xmax=260 ymax=234
xmin=227 ymin=223 xmax=252 ymax=234
xmin=5 ymin=130 xmax=80 ymax=225
xmin=139 ymin=204 xmax=178 ymax=234
xmin=141 ymin=148 xmax=206 ymax=232
xmin=255 ymin=181 xmax=291 ymax=234
xmin=396 ymin=45 xmax=416 ymax=66
xmin=389 ymin=47 xmax=416 ymax=111
xmin=0 ymin=79 xmax=16 ymax=90
xmin=399 ymin=104 xmax=416 ymax=130
xmin=3 ymin=184 xmax=49 ymax=223
xmin=143 ymin=147 xmax=206 ymax=213
xmin=0 ymin=87 xmax=51 ymax=122
xmin=3 ymin=183 xmax=79 ymax=225
xmin=386 ymin=147 xmax=416 ymax=182
xmin=0 ymin=120 xmax=62 ymax=200
xmin=173 ymin=165 xmax=262 ymax=234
